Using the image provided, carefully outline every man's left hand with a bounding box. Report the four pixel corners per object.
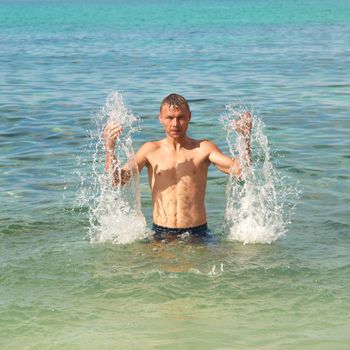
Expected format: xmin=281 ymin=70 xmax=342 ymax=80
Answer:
xmin=232 ymin=111 xmax=252 ymax=138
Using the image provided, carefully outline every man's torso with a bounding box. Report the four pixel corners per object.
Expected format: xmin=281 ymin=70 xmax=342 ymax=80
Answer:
xmin=145 ymin=138 xmax=211 ymax=228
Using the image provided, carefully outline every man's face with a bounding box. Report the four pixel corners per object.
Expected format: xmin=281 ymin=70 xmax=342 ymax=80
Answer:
xmin=159 ymin=104 xmax=191 ymax=139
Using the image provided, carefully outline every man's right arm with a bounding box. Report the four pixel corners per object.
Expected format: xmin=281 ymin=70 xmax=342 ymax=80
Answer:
xmin=104 ymin=123 xmax=131 ymax=186
xmin=104 ymin=122 xmax=154 ymax=186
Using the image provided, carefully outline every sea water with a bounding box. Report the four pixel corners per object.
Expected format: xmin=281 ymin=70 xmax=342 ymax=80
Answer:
xmin=1 ymin=0 xmax=350 ymax=349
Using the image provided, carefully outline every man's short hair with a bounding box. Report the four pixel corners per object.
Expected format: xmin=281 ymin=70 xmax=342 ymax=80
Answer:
xmin=160 ymin=93 xmax=190 ymax=113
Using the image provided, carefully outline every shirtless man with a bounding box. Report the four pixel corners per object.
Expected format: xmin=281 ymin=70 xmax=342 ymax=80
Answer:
xmin=104 ymin=93 xmax=252 ymax=239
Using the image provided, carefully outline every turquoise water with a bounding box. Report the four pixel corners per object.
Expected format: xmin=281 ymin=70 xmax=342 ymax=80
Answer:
xmin=1 ymin=0 xmax=350 ymax=348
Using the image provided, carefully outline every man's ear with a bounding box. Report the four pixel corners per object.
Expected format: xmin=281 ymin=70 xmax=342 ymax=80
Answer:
xmin=158 ymin=113 xmax=163 ymax=124
xmin=189 ymin=111 xmax=192 ymax=121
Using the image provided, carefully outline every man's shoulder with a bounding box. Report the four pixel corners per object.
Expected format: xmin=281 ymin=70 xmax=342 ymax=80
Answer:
xmin=138 ymin=140 xmax=162 ymax=153
xmin=186 ymin=138 xmax=219 ymax=156
xmin=135 ymin=140 xmax=162 ymax=165
xmin=196 ymin=139 xmax=218 ymax=150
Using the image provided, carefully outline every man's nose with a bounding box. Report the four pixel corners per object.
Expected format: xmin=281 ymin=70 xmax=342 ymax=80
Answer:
xmin=172 ymin=118 xmax=180 ymax=126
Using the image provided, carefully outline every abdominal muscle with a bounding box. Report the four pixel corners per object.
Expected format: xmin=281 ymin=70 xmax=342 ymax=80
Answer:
xmin=152 ymin=176 xmax=207 ymax=228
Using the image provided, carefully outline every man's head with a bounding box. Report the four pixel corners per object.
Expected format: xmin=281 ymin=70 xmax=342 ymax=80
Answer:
xmin=159 ymin=93 xmax=191 ymax=140
xmin=160 ymin=93 xmax=190 ymax=114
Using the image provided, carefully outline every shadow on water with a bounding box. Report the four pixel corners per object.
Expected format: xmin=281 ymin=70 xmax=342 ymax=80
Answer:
xmin=88 ymin=233 xmax=292 ymax=278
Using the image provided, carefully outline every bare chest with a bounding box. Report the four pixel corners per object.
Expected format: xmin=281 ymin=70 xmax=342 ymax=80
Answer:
xmin=148 ymin=148 xmax=209 ymax=186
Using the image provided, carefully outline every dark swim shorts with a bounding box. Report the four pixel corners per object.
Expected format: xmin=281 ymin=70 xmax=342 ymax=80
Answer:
xmin=152 ymin=223 xmax=208 ymax=239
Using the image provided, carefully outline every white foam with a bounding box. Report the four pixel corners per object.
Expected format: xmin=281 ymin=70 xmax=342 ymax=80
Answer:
xmin=220 ymin=104 xmax=299 ymax=244
xmin=79 ymin=91 xmax=148 ymax=244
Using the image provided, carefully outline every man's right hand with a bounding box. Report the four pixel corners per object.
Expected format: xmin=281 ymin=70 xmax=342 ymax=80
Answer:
xmin=104 ymin=122 xmax=123 ymax=150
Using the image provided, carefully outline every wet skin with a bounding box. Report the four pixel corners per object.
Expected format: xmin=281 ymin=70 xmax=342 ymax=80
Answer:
xmin=104 ymin=103 xmax=252 ymax=228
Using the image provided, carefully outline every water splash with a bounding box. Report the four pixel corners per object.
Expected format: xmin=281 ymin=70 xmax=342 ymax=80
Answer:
xmin=220 ymin=104 xmax=299 ymax=244
xmin=78 ymin=91 xmax=148 ymax=244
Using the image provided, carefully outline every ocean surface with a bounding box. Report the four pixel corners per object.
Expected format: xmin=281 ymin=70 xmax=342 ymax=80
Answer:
xmin=1 ymin=0 xmax=350 ymax=349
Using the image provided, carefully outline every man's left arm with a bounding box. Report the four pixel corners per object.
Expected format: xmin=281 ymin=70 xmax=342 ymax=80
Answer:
xmin=208 ymin=111 xmax=252 ymax=177
xmin=207 ymin=143 xmax=242 ymax=177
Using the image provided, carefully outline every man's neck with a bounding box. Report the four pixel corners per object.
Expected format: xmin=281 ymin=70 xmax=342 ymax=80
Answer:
xmin=164 ymin=135 xmax=190 ymax=151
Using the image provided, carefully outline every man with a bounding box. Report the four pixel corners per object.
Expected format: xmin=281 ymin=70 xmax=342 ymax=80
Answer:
xmin=104 ymin=93 xmax=252 ymax=239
